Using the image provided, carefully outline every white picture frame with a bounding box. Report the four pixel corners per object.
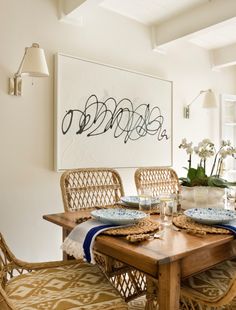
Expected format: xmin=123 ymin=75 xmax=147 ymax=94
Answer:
xmin=54 ymin=53 xmax=173 ymax=171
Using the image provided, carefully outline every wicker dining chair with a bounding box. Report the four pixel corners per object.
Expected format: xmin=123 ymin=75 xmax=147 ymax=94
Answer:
xmin=134 ymin=166 xmax=180 ymax=197
xmin=60 ymin=168 xmax=125 ymax=211
xmin=60 ymin=168 xmax=146 ymax=302
xmin=0 ymin=233 xmax=128 ymax=310
xmin=180 ymin=259 xmax=236 ymax=309
xmin=134 ymin=167 xmax=181 ymax=306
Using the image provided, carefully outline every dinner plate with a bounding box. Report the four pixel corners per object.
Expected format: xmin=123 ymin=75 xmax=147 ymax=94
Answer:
xmin=120 ymin=196 xmax=159 ymax=207
xmin=91 ymin=208 xmax=147 ymax=225
xmin=184 ymin=208 xmax=236 ymax=225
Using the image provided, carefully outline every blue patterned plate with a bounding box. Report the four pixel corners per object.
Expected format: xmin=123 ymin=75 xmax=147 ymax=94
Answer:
xmin=120 ymin=196 xmax=159 ymax=207
xmin=91 ymin=208 xmax=147 ymax=225
xmin=184 ymin=208 xmax=236 ymax=225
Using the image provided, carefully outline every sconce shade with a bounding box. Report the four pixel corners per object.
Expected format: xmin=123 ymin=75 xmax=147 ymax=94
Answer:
xmin=20 ymin=43 xmax=49 ymax=77
xmin=202 ymin=89 xmax=217 ymax=108
xmin=9 ymin=43 xmax=49 ymax=96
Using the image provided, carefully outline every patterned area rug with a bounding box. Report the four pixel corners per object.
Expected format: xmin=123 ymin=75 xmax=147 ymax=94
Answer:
xmin=128 ymin=296 xmax=146 ymax=310
xmin=128 ymin=296 xmax=236 ymax=309
xmin=128 ymin=298 xmax=236 ymax=309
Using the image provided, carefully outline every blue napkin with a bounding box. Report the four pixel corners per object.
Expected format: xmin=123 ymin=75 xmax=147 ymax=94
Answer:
xmin=62 ymin=219 xmax=123 ymax=263
xmin=214 ymin=220 xmax=236 ymax=234
xmin=82 ymin=223 xmax=120 ymax=262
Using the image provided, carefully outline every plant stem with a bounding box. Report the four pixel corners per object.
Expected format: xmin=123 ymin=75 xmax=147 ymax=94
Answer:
xmin=216 ymin=158 xmax=223 ymax=177
xmin=188 ymin=154 xmax=192 ymax=169
xmin=210 ymin=149 xmax=221 ymax=176
xmin=218 ymin=158 xmax=224 ymax=177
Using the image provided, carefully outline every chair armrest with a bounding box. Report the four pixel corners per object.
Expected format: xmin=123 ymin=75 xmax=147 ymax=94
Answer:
xmin=12 ymin=258 xmax=84 ymax=271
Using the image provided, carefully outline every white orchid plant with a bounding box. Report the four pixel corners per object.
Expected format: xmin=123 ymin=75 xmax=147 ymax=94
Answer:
xmin=179 ymin=138 xmax=236 ymax=188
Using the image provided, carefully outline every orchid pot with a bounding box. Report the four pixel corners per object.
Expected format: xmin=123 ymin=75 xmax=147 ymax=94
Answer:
xmin=181 ymin=186 xmax=225 ymax=209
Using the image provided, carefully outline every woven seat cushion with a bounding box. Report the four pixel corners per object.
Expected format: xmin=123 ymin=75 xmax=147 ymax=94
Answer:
xmin=181 ymin=260 xmax=236 ymax=303
xmin=5 ymin=262 xmax=127 ymax=310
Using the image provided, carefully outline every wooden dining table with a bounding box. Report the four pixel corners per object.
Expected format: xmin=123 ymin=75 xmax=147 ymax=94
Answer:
xmin=43 ymin=210 xmax=236 ymax=310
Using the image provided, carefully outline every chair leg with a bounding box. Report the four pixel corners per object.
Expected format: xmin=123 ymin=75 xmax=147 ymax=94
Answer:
xmin=145 ymin=276 xmax=158 ymax=310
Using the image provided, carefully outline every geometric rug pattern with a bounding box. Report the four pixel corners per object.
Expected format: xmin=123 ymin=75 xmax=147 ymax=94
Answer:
xmin=128 ymin=296 xmax=146 ymax=310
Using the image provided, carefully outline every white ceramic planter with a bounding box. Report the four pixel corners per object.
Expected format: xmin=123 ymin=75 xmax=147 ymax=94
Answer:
xmin=181 ymin=186 xmax=225 ymax=209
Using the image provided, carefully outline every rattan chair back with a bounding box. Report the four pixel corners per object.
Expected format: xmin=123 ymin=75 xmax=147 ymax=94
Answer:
xmin=134 ymin=167 xmax=180 ymax=197
xmin=60 ymin=168 xmax=125 ymax=211
xmin=0 ymin=286 xmax=14 ymax=309
xmin=0 ymin=233 xmax=35 ymax=309
xmin=0 ymin=233 xmax=23 ymax=288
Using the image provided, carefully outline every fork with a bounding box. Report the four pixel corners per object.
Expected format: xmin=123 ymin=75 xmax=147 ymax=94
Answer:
xmin=151 ymin=230 xmax=165 ymax=239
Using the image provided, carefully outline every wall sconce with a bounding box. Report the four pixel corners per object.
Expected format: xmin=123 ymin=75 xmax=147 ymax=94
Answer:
xmin=183 ymin=89 xmax=217 ymax=119
xmin=9 ymin=43 xmax=49 ymax=96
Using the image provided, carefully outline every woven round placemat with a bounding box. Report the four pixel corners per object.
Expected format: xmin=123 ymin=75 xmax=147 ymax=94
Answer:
xmin=103 ymin=218 xmax=160 ymax=236
xmin=173 ymin=215 xmax=230 ymax=234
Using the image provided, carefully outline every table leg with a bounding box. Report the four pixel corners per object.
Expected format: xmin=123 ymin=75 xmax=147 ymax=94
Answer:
xmin=158 ymin=261 xmax=180 ymax=310
xmin=62 ymin=228 xmax=74 ymax=260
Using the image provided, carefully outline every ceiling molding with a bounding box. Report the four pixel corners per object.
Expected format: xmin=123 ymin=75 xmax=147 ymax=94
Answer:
xmin=210 ymin=43 xmax=236 ymax=69
xmin=151 ymin=0 xmax=236 ymax=50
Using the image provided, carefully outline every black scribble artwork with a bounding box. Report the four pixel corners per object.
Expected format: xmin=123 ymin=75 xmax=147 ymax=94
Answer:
xmin=61 ymin=94 xmax=169 ymax=144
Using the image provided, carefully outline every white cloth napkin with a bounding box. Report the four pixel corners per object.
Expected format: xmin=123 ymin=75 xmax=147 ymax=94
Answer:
xmin=61 ymin=219 xmax=123 ymax=263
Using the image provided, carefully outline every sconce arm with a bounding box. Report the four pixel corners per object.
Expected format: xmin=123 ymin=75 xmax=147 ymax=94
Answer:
xmin=184 ymin=89 xmax=210 ymax=119
xmin=14 ymin=48 xmax=28 ymax=77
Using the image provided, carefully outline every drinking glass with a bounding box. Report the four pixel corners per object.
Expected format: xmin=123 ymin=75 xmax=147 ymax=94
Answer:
xmin=138 ymin=189 xmax=152 ymax=212
xmin=225 ymin=187 xmax=236 ymax=210
xmin=159 ymin=192 xmax=174 ymax=226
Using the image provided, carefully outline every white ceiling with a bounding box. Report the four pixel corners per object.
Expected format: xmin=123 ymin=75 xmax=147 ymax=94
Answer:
xmin=100 ymin=0 xmax=206 ymax=26
xmin=99 ymin=0 xmax=236 ymax=50
xmin=59 ymin=0 xmax=236 ymax=68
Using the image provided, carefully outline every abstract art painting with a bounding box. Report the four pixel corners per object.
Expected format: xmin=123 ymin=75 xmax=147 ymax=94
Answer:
xmin=55 ymin=53 xmax=172 ymax=170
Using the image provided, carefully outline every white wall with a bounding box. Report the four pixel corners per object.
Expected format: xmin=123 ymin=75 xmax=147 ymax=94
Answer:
xmin=0 ymin=0 xmax=236 ymax=261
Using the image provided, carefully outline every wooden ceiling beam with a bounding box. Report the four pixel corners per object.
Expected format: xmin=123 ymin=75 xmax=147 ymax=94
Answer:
xmin=59 ymin=0 xmax=87 ymax=16
xmin=151 ymin=0 xmax=236 ymax=50
xmin=210 ymin=43 xmax=236 ymax=70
